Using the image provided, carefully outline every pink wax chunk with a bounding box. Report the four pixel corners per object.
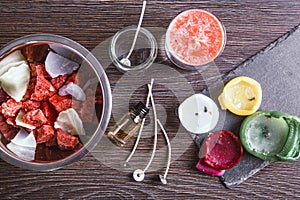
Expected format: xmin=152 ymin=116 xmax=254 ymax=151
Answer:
xmin=196 ymin=159 xmax=225 ymax=177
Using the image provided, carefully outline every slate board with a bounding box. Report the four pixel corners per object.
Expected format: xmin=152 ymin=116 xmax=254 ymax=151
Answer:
xmin=192 ymin=24 xmax=300 ymax=188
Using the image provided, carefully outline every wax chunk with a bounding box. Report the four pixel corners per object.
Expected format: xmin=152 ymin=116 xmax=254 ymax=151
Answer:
xmin=0 ymin=63 xmax=30 ymax=102
xmin=15 ymin=110 xmax=36 ymax=130
xmin=45 ymin=51 xmax=79 ymax=78
xmin=59 ymin=82 xmax=86 ymax=101
xmin=54 ymin=108 xmax=85 ymax=136
xmin=0 ymin=50 xmax=25 ymax=76
xmin=7 ymin=129 xmax=36 ymax=161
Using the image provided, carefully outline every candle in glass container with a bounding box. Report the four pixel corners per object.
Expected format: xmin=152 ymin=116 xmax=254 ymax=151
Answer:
xmin=165 ymin=9 xmax=226 ymax=70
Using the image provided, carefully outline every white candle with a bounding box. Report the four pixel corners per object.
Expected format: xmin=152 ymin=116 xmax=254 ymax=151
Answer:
xmin=178 ymin=94 xmax=219 ymax=134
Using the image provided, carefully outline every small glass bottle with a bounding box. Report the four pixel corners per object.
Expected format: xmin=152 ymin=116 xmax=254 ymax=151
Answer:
xmin=107 ymin=101 xmax=149 ymax=147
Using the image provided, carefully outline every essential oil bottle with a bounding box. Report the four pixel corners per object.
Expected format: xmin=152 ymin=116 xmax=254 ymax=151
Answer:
xmin=107 ymin=101 xmax=149 ymax=147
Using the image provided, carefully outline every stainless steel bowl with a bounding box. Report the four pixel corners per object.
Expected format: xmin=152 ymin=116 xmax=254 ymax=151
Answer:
xmin=0 ymin=34 xmax=112 ymax=171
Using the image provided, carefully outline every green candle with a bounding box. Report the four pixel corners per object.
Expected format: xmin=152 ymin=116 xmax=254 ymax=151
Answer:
xmin=240 ymin=111 xmax=300 ymax=161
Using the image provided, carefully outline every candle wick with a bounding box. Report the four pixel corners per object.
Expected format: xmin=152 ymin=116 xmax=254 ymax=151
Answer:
xmin=204 ymin=106 xmax=208 ymax=113
xmin=248 ymin=97 xmax=256 ymax=101
xmin=122 ymin=0 xmax=147 ymax=66
xmin=262 ymin=126 xmax=271 ymax=138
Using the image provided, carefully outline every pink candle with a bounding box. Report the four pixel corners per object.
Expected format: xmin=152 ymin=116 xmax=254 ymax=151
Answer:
xmin=165 ymin=9 xmax=226 ymax=69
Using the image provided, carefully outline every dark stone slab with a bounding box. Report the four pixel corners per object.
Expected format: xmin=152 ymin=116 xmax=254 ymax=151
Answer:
xmin=192 ymin=24 xmax=300 ymax=188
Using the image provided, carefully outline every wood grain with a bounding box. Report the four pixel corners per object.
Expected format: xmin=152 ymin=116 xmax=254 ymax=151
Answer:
xmin=0 ymin=0 xmax=300 ymax=199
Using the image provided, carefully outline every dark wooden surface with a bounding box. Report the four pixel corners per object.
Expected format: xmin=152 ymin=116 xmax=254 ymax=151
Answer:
xmin=0 ymin=0 xmax=300 ymax=199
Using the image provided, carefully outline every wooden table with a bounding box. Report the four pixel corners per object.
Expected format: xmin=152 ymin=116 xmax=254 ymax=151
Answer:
xmin=0 ymin=0 xmax=300 ymax=199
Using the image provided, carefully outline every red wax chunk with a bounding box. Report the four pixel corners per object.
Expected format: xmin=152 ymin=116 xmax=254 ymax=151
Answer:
xmin=30 ymin=63 xmax=51 ymax=79
xmin=0 ymin=114 xmax=18 ymax=142
xmin=23 ymin=100 xmax=41 ymax=112
xmin=23 ymin=77 xmax=37 ymax=100
xmin=41 ymin=101 xmax=58 ymax=125
xmin=6 ymin=117 xmax=21 ymax=129
xmin=73 ymin=86 xmax=103 ymax=125
xmin=46 ymin=133 xmax=57 ymax=147
xmin=5 ymin=117 xmax=15 ymax=127
xmin=34 ymin=144 xmax=47 ymax=161
xmin=51 ymin=74 xmax=68 ymax=90
xmin=56 ymin=129 xmax=79 ymax=150
xmin=35 ymin=143 xmax=82 ymax=162
xmin=0 ymin=89 xmax=10 ymax=104
xmin=35 ymin=143 xmax=66 ymax=161
xmin=44 ymin=146 xmax=64 ymax=161
xmin=22 ymin=44 xmax=49 ymax=63
xmin=22 ymin=109 xmax=48 ymax=128
xmin=201 ymin=130 xmax=243 ymax=170
xmin=78 ymin=88 xmax=95 ymax=123
xmin=37 ymin=125 xmax=55 ymax=144
xmin=65 ymin=72 xmax=78 ymax=85
xmin=1 ymin=99 xmax=23 ymax=118
xmin=49 ymin=94 xmax=72 ymax=113
xmin=31 ymin=76 xmax=56 ymax=101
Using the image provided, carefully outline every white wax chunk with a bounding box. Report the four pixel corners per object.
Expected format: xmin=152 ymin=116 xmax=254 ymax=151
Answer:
xmin=7 ymin=129 xmax=37 ymax=161
xmin=59 ymin=82 xmax=86 ymax=101
xmin=45 ymin=51 xmax=79 ymax=78
xmin=49 ymin=44 xmax=83 ymax=64
xmin=0 ymin=62 xmax=30 ymax=102
xmin=0 ymin=50 xmax=25 ymax=76
xmin=10 ymin=129 xmax=36 ymax=148
xmin=7 ymin=142 xmax=36 ymax=161
xmin=15 ymin=110 xmax=36 ymax=130
xmin=178 ymin=94 xmax=219 ymax=134
xmin=54 ymin=108 xmax=85 ymax=135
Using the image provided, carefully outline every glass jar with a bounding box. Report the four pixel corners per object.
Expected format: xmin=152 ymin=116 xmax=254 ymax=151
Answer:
xmin=109 ymin=26 xmax=158 ymax=72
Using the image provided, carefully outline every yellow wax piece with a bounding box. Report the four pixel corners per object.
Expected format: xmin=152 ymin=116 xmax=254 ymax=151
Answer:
xmin=218 ymin=76 xmax=262 ymax=116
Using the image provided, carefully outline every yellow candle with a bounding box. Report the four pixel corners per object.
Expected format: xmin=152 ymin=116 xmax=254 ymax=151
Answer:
xmin=218 ymin=76 xmax=262 ymax=116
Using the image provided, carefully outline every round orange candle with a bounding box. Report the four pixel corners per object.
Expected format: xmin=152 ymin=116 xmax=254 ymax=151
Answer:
xmin=165 ymin=9 xmax=226 ymax=69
